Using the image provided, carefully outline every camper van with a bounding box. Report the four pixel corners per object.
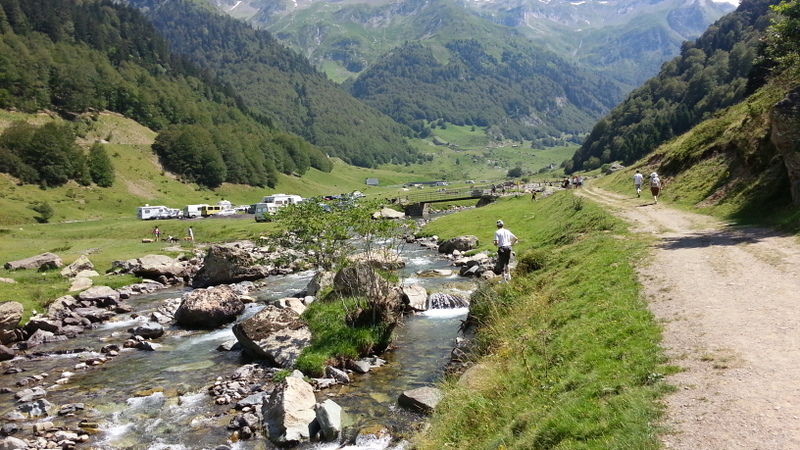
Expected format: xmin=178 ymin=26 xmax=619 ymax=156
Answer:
xmin=253 ymin=203 xmax=270 ymax=222
xmin=183 ymin=204 xmax=208 ymax=219
xmin=200 ymin=205 xmax=223 ymax=217
xmin=137 ymin=205 xmax=170 ymax=220
xmin=260 ymin=194 xmax=303 ymax=213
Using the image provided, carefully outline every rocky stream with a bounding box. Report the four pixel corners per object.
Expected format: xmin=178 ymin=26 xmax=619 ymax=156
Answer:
xmin=0 ymin=226 xmax=504 ymax=450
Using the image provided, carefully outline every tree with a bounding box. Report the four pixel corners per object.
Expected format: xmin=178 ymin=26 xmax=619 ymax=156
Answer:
xmin=507 ymin=166 xmax=523 ymax=178
xmin=30 ymin=201 xmax=53 ymax=223
xmin=88 ymin=143 xmax=114 ymax=187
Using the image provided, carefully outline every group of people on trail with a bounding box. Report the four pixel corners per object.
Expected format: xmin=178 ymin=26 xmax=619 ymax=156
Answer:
xmin=633 ymin=170 xmax=662 ymax=204
xmin=561 ymin=176 xmax=583 ymax=189
xmin=151 ymin=226 xmax=194 ymax=242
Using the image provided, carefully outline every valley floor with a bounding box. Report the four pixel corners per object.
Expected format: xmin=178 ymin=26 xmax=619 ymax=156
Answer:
xmin=579 ymin=185 xmax=800 ymax=449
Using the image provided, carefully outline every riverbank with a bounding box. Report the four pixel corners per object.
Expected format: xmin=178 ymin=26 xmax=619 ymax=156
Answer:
xmin=417 ymin=192 xmax=670 ymax=448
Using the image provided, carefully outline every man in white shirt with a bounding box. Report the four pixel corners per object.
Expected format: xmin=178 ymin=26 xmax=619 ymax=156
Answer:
xmin=493 ymin=220 xmax=518 ymax=281
xmin=633 ymin=171 xmax=644 ymax=197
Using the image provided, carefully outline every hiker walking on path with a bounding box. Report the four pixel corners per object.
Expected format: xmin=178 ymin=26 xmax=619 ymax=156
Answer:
xmin=152 ymin=226 xmax=161 ymax=242
xmin=633 ymin=170 xmax=644 ymax=197
xmin=649 ymin=172 xmax=662 ymax=204
xmin=493 ymin=219 xmax=518 ymax=282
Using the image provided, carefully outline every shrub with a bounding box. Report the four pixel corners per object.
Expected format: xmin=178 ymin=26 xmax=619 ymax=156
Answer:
xmin=30 ymin=201 xmax=54 ymax=223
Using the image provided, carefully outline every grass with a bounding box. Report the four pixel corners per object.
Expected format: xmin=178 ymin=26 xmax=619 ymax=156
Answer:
xmin=416 ymin=192 xmax=670 ymax=449
xmin=296 ymin=296 xmax=393 ymax=377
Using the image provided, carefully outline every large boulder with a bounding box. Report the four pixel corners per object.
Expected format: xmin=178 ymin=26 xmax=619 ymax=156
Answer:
xmin=23 ymin=329 xmax=66 ymax=348
xmin=305 ymin=271 xmax=334 ymax=297
xmin=60 ymin=255 xmax=93 ymax=278
xmin=175 ymin=285 xmax=244 ymax=329
xmin=0 ymin=302 xmax=23 ymax=344
xmin=128 ymin=322 xmax=164 ymax=339
xmin=23 ymin=316 xmax=61 ymax=335
xmin=78 ymin=286 xmax=120 ymax=307
xmin=402 ymin=285 xmax=428 ymax=311
xmin=398 ymin=386 xmax=442 ymax=414
xmin=68 ymin=277 xmax=93 ymax=292
xmin=263 ymin=377 xmax=317 ymax=445
xmin=372 ymin=207 xmax=405 ymax=220
xmin=0 ymin=344 xmax=14 ymax=361
xmin=348 ymin=249 xmax=405 ymax=270
xmin=4 ymin=253 xmax=63 ymax=271
xmin=191 ymin=244 xmax=271 ymax=288
xmin=112 ymin=254 xmax=191 ymax=283
xmin=46 ymin=296 xmax=77 ymax=321
xmin=333 ymin=263 xmax=397 ymax=301
xmin=438 ymin=235 xmax=479 ymax=254
xmin=232 ymin=306 xmax=310 ymax=368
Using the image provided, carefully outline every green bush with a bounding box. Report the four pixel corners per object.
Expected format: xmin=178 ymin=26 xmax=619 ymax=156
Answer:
xmin=30 ymin=201 xmax=53 ymax=223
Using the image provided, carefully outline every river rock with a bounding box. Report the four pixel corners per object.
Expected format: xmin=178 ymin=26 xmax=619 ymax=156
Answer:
xmin=325 ymin=366 xmax=350 ymax=384
xmin=437 ymin=235 xmax=478 ymax=254
xmin=372 ymin=207 xmax=405 ymax=220
xmin=129 ymin=322 xmax=164 ymax=339
xmin=0 ymin=436 xmax=28 ymax=449
xmin=232 ymin=306 xmax=310 ymax=368
xmin=315 ymin=399 xmax=342 ymax=441
xmin=72 ymin=307 xmax=115 ymax=323
xmin=60 ymin=255 xmax=94 ymax=278
xmin=398 ymin=386 xmax=442 ymax=414
xmin=0 ymin=345 xmax=14 ymax=361
xmin=23 ymin=316 xmax=62 ymax=335
xmin=78 ymin=286 xmax=120 ymax=307
xmin=113 ymin=254 xmax=191 ymax=283
xmin=23 ymin=329 xmax=66 ymax=348
xmin=237 ymin=392 xmax=268 ymax=409
xmin=45 ymin=296 xmax=77 ymax=321
xmin=191 ymin=244 xmax=271 ymax=288
xmin=68 ymin=277 xmax=93 ymax=292
xmin=348 ymin=359 xmax=371 ymax=374
xmin=15 ymin=387 xmax=46 ymax=403
xmin=17 ymin=399 xmax=51 ymax=417
xmin=348 ymin=249 xmax=405 ymax=270
xmin=0 ymin=302 xmax=23 ymax=344
xmin=305 ymin=271 xmax=334 ymax=297
xmin=281 ymin=298 xmax=306 ymax=316
xmin=175 ymin=285 xmax=244 ymax=329
xmin=263 ymin=377 xmax=317 ymax=445
xmin=4 ymin=253 xmax=62 ymax=271
xmin=402 ymin=285 xmax=428 ymax=311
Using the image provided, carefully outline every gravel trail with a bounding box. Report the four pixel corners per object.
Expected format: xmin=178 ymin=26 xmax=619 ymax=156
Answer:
xmin=579 ymin=185 xmax=800 ymax=449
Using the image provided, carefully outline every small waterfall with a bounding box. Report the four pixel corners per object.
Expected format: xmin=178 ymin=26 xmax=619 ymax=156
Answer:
xmin=427 ymin=293 xmax=469 ymax=309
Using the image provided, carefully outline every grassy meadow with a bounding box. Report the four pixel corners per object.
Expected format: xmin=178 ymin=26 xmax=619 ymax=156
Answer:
xmin=417 ymin=192 xmax=670 ymax=448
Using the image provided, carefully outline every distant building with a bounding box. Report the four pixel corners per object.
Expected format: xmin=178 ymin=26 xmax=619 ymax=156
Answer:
xmin=365 ymin=178 xmax=379 ymax=186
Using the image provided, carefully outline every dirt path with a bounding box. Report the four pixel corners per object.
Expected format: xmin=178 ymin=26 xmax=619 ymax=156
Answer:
xmin=579 ymin=185 xmax=800 ymax=449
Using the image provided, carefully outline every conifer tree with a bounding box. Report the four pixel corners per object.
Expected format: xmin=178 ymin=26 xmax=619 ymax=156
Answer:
xmin=88 ymin=143 xmax=114 ymax=187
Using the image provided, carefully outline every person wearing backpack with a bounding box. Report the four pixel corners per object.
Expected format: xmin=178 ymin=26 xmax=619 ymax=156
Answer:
xmin=650 ymin=172 xmax=662 ymax=204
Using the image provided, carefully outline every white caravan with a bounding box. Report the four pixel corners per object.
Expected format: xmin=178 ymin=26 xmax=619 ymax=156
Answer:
xmin=183 ymin=204 xmax=209 ymax=219
xmin=260 ymin=194 xmax=303 ymax=214
xmin=137 ymin=205 xmax=170 ymax=220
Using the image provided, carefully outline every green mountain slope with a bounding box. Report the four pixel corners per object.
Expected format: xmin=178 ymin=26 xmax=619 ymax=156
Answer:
xmin=0 ymin=0 xmax=330 ymax=188
xmin=598 ymin=0 xmax=800 ymax=227
xmin=127 ymin=0 xmax=419 ymax=167
xmin=569 ymin=0 xmax=780 ymax=173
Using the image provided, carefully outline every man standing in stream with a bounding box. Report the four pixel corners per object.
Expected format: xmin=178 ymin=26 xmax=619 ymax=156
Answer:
xmin=494 ymin=219 xmax=518 ymax=282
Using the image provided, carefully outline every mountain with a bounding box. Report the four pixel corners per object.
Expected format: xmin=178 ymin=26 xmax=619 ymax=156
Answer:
xmin=125 ymin=0 xmax=420 ymax=167
xmin=569 ymin=0 xmax=778 ymax=172
xmin=0 ymin=0 xmax=332 ymax=189
xmin=216 ymin=0 xmax=732 ymax=89
xmin=465 ymin=0 xmax=735 ymax=87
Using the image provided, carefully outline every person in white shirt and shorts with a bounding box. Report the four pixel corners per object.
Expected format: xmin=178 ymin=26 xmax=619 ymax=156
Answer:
xmin=493 ymin=220 xmax=518 ymax=281
xmin=633 ymin=170 xmax=644 ymax=197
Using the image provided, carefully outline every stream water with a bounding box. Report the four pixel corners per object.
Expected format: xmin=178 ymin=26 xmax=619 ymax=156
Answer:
xmin=0 ymin=241 xmax=473 ymax=449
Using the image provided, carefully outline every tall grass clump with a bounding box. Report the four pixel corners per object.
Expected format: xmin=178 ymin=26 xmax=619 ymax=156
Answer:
xmin=417 ymin=192 xmax=669 ymax=449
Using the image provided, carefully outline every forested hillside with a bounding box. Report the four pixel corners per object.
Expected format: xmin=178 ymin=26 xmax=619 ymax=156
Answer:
xmin=569 ymin=0 xmax=779 ymax=172
xmin=126 ymin=0 xmax=420 ymax=167
xmin=349 ymin=1 xmax=622 ymax=141
xmin=599 ymin=0 xmax=800 ymax=222
xmin=0 ymin=0 xmax=330 ymax=188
